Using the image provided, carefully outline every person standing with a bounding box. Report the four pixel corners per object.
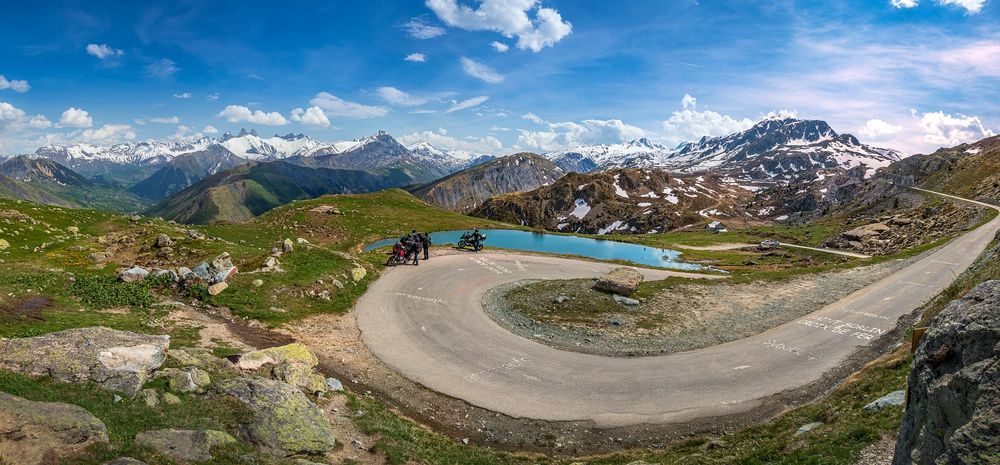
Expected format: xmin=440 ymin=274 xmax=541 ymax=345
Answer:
xmin=421 ymin=232 xmax=431 ymax=260
xmin=407 ymin=230 xmax=420 ymax=265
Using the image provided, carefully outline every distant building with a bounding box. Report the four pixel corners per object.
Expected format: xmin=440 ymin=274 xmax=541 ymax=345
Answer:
xmin=706 ymin=220 xmax=728 ymax=233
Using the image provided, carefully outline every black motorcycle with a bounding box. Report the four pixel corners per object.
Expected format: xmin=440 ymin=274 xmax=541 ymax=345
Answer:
xmin=457 ymin=232 xmax=486 ymax=252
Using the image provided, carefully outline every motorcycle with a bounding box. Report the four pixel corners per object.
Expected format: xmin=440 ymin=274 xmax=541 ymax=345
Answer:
xmin=457 ymin=232 xmax=486 ymax=252
xmin=386 ymin=242 xmax=409 ymax=266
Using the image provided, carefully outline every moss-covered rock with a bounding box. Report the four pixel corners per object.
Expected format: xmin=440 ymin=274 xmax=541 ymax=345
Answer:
xmin=273 ymin=362 xmax=327 ymax=395
xmin=0 ymin=392 xmax=109 ymax=465
xmin=216 ymin=377 xmax=335 ymax=455
xmin=235 ymin=343 xmax=318 ymax=371
xmin=0 ymin=327 xmax=169 ymax=396
xmin=134 ymin=428 xmax=236 ymax=462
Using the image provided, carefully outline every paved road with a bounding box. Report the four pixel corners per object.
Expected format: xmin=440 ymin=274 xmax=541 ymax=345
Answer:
xmin=356 ymin=191 xmax=999 ymax=427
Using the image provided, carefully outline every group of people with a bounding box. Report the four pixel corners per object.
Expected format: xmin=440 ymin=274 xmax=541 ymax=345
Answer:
xmin=394 ymin=230 xmax=431 ymax=265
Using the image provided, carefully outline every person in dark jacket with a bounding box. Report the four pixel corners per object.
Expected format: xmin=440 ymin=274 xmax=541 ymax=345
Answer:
xmin=421 ymin=232 xmax=431 ymax=260
xmin=407 ymin=230 xmax=420 ymax=265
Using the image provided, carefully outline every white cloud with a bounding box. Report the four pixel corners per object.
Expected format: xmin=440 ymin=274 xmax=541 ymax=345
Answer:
xmin=57 ymin=107 xmax=93 ymax=128
xmin=29 ymin=115 xmax=52 ymax=129
xmin=460 ymin=57 xmax=505 ymax=83
xmin=763 ymin=109 xmax=799 ymax=120
xmin=207 ymin=93 xmax=220 ymax=100
xmin=82 ymin=124 xmax=135 ymax=144
xmin=937 ymin=0 xmax=986 ymax=13
xmin=375 ymin=87 xmax=432 ymax=107
xmin=145 ymin=58 xmax=179 ymax=79
xmin=918 ymin=111 xmax=994 ymax=146
xmin=85 ymin=43 xmax=123 ymax=59
xmin=0 ymin=102 xmax=27 ymax=130
xmin=859 ymin=119 xmax=904 ymax=138
xmin=658 ymin=95 xmax=755 ymax=146
xmin=410 ymin=109 xmax=438 ymax=114
xmin=427 ymin=0 xmax=572 ymax=52
xmin=404 ymin=53 xmax=427 ymax=62
xmin=173 ymin=92 xmax=192 ymax=99
xmin=489 ymin=125 xmax=510 ymax=131
xmin=521 ymin=112 xmax=545 ymax=124
xmin=0 ymin=75 xmax=30 ymax=93
xmin=149 ymin=116 xmax=180 ymax=124
xmin=309 ymin=92 xmax=388 ymax=118
xmin=290 ymin=106 xmax=331 ymax=128
xmin=681 ymin=94 xmax=697 ymax=110
xmin=891 ymin=0 xmax=918 ymax=7
xmin=398 ymin=127 xmax=503 ymax=154
xmin=490 ymin=41 xmax=509 ymax=52
xmin=447 ymin=95 xmax=489 ymax=113
xmin=216 ymin=105 xmax=288 ymax=126
xmin=517 ymin=118 xmax=647 ymax=152
xmin=404 ymin=18 xmax=446 ymax=39
xmin=202 ymin=125 xmax=219 ymax=134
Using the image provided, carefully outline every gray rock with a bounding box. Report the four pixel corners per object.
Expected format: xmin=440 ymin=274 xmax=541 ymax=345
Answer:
xmin=0 ymin=392 xmax=109 ymax=465
xmin=140 ymin=389 xmax=159 ymax=407
xmin=282 ymin=238 xmax=294 ymax=253
xmin=0 ymin=327 xmax=169 ymax=396
xmin=192 ymin=262 xmax=212 ymax=281
xmin=207 ymin=282 xmax=228 ymax=296
xmin=118 ymin=266 xmax=149 ymax=283
xmin=554 ymin=295 xmax=570 ymax=304
xmin=154 ymin=233 xmax=174 ymax=248
xmin=216 ymin=377 xmax=336 ymax=455
xmin=158 ymin=367 xmax=211 ymax=394
xmin=795 ymin=421 xmax=823 ymax=436
xmin=104 ymin=458 xmax=148 ymax=465
xmin=593 ymin=267 xmax=644 ymax=296
xmin=151 ymin=268 xmax=179 ymax=282
xmin=893 ymin=280 xmax=1000 ymax=465
xmin=325 ymin=377 xmax=344 ymax=392
xmin=863 ymin=390 xmax=905 ymax=411
xmin=613 ymin=294 xmax=640 ymax=306
xmin=134 ymin=428 xmax=236 ymax=463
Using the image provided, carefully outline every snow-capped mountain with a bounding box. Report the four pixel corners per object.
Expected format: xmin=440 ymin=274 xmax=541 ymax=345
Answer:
xmin=407 ymin=141 xmax=495 ymax=171
xmin=543 ymin=118 xmax=902 ymax=183
xmin=218 ymin=129 xmax=325 ymax=159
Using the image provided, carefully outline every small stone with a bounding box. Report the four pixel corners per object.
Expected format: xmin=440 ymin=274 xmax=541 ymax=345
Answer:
xmin=66 ymin=226 xmax=80 ymax=234
xmin=863 ymin=390 xmax=905 ymax=411
xmin=113 ymin=394 xmax=122 ymax=403
xmin=207 ymin=282 xmax=228 ymax=296
xmin=795 ymin=421 xmax=823 ymax=436
xmin=613 ymin=294 xmax=640 ymax=306
xmin=554 ymin=295 xmax=570 ymax=303
xmin=140 ymin=389 xmax=159 ymax=407
xmin=0 ymin=239 xmax=10 ymax=250
xmin=282 ymin=238 xmax=294 ymax=253
xmin=252 ymin=279 xmax=264 ymax=287
xmin=297 ymin=238 xmax=310 ymax=244
xmin=350 ymin=266 xmax=367 ymax=282
xmin=161 ymin=393 xmax=182 ymax=405
xmin=325 ymin=378 xmax=344 ymax=392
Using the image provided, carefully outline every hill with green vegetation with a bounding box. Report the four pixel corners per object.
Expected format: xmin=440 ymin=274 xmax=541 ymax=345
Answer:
xmin=129 ymin=146 xmax=248 ymax=200
xmin=144 ymin=161 xmax=420 ymax=224
xmin=0 ymin=156 xmax=148 ymax=212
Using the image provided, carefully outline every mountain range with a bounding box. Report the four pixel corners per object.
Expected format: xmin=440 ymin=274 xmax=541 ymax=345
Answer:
xmin=409 ymin=153 xmax=563 ymax=212
xmin=543 ymin=118 xmax=900 ymax=183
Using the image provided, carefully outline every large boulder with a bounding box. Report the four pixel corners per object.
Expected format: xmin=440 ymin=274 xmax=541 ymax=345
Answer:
xmin=0 ymin=327 xmax=170 ymax=396
xmin=842 ymin=222 xmax=891 ymax=242
xmin=133 ymin=428 xmax=236 ymax=463
xmin=892 ymin=280 xmax=1000 ymax=465
xmin=593 ymin=267 xmax=644 ymax=296
xmin=0 ymin=392 xmax=109 ymax=465
xmin=216 ymin=377 xmax=336 ymax=455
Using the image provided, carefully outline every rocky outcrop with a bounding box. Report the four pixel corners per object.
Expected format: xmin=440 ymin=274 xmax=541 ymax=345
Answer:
xmin=0 ymin=392 xmax=109 ymax=465
xmin=893 ymin=280 xmax=1000 ymax=465
xmin=593 ymin=267 xmax=644 ymax=296
xmin=410 ymin=153 xmax=565 ymax=213
xmin=133 ymin=428 xmax=236 ymax=462
xmin=0 ymin=327 xmax=169 ymax=396
xmin=216 ymin=377 xmax=336 ymax=455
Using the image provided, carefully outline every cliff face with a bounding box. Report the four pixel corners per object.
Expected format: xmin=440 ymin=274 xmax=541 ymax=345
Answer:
xmin=893 ymin=280 xmax=1000 ymax=465
xmin=410 ymin=153 xmax=564 ymax=213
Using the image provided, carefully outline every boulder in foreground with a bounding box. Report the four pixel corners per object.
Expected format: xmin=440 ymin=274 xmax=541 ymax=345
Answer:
xmin=893 ymin=280 xmax=1000 ymax=465
xmin=133 ymin=428 xmax=236 ymax=463
xmin=216 ymin=377 xmax=336 ymax=455
xmin=0 ymin=326 xmax=169 ymax=396
xmin=593 ymin=267 xmax=644 ymax=296
xmin=0 ymin=392 xmax=109 ymax=465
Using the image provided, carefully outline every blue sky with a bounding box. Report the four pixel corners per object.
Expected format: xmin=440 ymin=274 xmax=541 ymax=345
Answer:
xmin=0 ymin=0 xmax=997 ymax=155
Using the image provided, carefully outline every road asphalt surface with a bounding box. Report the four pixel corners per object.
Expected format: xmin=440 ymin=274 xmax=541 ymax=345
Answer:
xmin=356 ymin=190 xmax=999 ymax=427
